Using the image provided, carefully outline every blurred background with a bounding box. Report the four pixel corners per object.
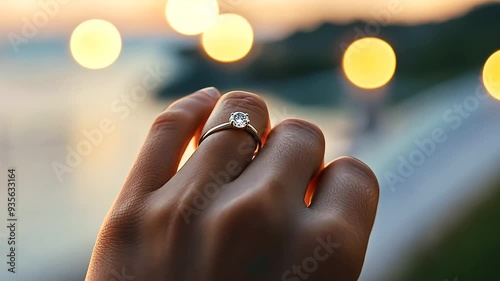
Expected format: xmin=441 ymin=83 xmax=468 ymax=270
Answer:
xmin=1 ymin=0 xmax=500 ymax=280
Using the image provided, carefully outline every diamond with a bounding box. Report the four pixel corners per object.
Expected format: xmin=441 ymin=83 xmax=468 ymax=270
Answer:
xmin=230 ymin=112 xmax=249 ymax=128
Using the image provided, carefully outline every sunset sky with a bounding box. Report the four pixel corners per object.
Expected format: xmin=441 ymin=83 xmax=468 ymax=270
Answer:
xmin=1 ymin=0 xmax=497 ymax=40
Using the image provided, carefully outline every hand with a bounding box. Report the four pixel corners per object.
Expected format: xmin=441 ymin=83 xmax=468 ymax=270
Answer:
xmin=85 ymin=88 xmax=379 ymax=281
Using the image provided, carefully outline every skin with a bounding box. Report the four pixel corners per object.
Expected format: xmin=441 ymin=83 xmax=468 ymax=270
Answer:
xmin=85 ymin=88 xmax=379 ymax=281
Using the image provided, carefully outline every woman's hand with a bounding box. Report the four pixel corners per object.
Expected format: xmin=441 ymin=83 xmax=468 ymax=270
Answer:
xmin=85 ymin=88 xmax=379 ymax=281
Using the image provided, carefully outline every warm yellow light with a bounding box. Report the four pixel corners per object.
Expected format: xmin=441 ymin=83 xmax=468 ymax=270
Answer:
xmin=483 ymin=50 xmax=500 ymax=100
xmin=201 ymin=14 xmax=254 ymax=63
xmin=343 ymin=37 xmax=397 ymax=89
xmin=166 ymin=0 xmax=219 ymax=36
xmin=70 ymin=19 xmax=122 ymax=70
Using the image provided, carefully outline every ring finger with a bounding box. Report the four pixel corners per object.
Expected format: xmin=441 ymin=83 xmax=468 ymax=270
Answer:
xmin=168 ymin=91 xmax=270 ymax=191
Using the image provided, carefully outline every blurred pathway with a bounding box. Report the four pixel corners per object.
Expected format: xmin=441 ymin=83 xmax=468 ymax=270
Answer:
xmin=353 ymin=73 xmax=500 ymax=281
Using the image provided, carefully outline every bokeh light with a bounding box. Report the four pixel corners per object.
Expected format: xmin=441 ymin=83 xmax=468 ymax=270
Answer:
xmin=70 ymin=19 xmax=122 ymax=70
xmin=482 ymin=50 xmax=500 ymax=100
xmin=343 ymin=37 xmax=397 ymax=89
xmin=166 ymin=0 xmax=219 ymax=36
xmin=201 ymin=13 xmax=254 ymax=63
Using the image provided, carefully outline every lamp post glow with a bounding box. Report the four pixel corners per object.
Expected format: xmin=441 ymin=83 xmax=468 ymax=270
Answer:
xmin=201 ymin=13 xmax=254 ymax=63
xmin=483 ymin=50 xmax=500 ymax=100
xmin=166 ymin=0 xmax=219 ymax=36
xmin=70 ymin=19 xmax=122 ymax=70
xmin=343 ymin=37 xmax=397 ymax=89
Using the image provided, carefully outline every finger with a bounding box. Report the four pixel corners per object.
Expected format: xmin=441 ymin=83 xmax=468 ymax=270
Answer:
xmin=172 ymin=91 xmax=270 ymax=186
xmin=124 ymin=87 xmax=220 ymax=194
xmin=309 ymin=157 xmax=379 ymax=238
xmin=236 ymin=119 xmax=325 ymax=208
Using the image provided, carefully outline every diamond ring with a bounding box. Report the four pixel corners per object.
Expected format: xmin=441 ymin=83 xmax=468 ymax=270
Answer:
xmin=198 ymin=112 xmax=262 ymax=153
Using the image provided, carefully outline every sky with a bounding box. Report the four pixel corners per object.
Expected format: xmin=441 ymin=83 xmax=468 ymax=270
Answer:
xmin=0 ymin=0 xmax=497 ymax=40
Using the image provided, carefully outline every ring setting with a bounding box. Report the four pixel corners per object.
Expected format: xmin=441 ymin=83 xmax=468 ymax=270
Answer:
xmin=229 ymin=112 xmax=250 ymax=128
xmin=199 ymin=112 xmax=262 ymax=154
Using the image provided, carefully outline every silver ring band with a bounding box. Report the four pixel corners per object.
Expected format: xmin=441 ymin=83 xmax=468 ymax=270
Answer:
xmin=198 ymin=112 xmax=262 ymax=153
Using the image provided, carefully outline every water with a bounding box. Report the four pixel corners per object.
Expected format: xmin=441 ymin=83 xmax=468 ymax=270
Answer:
xmin=2 ymin=38 xmax=498 ymax=281
xmin=0 ymin=38 xmax=351 ymax=280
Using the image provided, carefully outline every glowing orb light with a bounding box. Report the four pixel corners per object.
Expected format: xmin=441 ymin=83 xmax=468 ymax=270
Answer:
xmin=343 ymin=37 xmax=397 ymax=89
xmin=201 ymin=13 xmax=254 ymax=63
xmin=70 ymin=19 xmax=122 ymax=70
xmin=483 ymin=50 xmax=500 ymax=100
xmin=166 ymin=0 xmax=219 ymax=36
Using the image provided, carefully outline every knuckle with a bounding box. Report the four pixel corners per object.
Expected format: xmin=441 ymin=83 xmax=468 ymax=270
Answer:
xmin=151 ymin=109 xmax=193 ymax=133
xmin=334 ymin=157 xmax=380 ymax=204
xmin=272 ymin=119 xmax=325 ymax=163
xmin=322 ymin=157 xmax=380 ymax=233
xmin=338 ymin=177 xmax=378 ymax=228
xmin=221 ymin=91 xmax=268 ymax=117
xmin=254 ymin=177 xmax=289 ymax=203
xmin=144 ymin=198 xmax=188 ymax=232
xmin=279 ymin=118 xmax=325 ymax=146
xmin=144 ymin=182 xmax=222 ymax=230
xmin=206 ymin=194 xmax=271 ymax=233
xmin=305 ymin=214 xmax=349 ymax=240
xmin=144 ymin=190 xmax=196 ymax=230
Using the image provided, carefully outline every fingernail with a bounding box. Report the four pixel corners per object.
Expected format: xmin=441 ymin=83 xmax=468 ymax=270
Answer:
xmin=200 ymin=87 xmax=220 ymax=98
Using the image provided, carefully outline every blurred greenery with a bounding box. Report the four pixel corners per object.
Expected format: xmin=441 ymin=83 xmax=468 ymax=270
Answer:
xmin=399 ymin=178 xmax=500 ymax=280
xmin=159 ymin=3 xmax=500 ymax=105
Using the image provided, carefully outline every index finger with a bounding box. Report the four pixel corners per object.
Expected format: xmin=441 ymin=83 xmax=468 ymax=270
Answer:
xmin=124 ymin=87 xmax=220 ymax=195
